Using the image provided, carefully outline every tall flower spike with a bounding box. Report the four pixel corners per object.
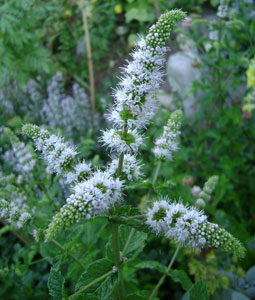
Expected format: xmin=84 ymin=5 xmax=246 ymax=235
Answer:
xmin=45 ymin=170 xmax=123 ymax=240
xmin=5 ymin=128 xmax=36 ymax=174
xmin=102 ymin=10 xmax=186 ymax=153
xmin=22 ymin=124 xmax=77 ymax=175
xmin=153 ymin=109 xmax=182 ymax=160
xmin=146 ymin=198 xmax=246 ymax=258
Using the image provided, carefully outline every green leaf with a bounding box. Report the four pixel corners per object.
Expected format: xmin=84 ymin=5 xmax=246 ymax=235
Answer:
xmin=74 ymin=258 xmax=115 ymax=300
xmin=119 ymin=225 xmax=147 ymax=257
xmin=48 ymin=267 xmax=65 ymax=300
xmin=168 ymin=269 xmax=193 ymax=291
xmin=130 ymin=259 xmax=167 ymax=273
xmin=189 ymin=280 xmax=209 ymax=300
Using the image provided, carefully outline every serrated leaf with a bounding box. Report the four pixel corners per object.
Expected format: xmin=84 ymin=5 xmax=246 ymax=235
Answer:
xmin=168 ymin=269 xmax=193 ymax=291
xmin=74 ymin=258 xmax=114 ymax=300
xmin=189 ymin=280 xmax=209 ymax=300
xmin=48 ymin=267 xmax=65 ymax=300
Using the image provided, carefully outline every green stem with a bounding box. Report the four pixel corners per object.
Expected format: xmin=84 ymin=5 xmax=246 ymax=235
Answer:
xmin=141 ymin=160 xmax=161 ymax=211
xmin=112 ymin=223 xmax=125 ymax=300
xmin=122 ymin=161 xmax=162 ymax=257
xmin=148 ymin=244 xmax=181 ymax=300
xmin=68 ymin=270 xmax=112 ymax=299
xmin=217 ymin=20 xmax=224 ymax=112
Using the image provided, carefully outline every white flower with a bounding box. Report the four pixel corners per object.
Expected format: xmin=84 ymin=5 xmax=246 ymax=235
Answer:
xmin=146 ymin=199 xmax=171 ymax=233
xmin=100 ymin=128 xmax=143 ymax=153
xmin=108 ymin=154 xmax=142 ymax=181
xmin=191 ymin=186 xmax=201 ymax=197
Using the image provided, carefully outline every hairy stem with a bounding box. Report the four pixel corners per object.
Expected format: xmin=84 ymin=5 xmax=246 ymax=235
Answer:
xmin=149 ymin=244 xmax=181 ymax=300
xmin=80 ymin=0 xmax=95 ymax=115
xmin=112 ymin=223 xmax=125 ymax=300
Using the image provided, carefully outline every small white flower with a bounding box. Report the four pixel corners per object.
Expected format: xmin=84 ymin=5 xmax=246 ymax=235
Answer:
xmin=191 ymin=186 xmax=201 ymax=197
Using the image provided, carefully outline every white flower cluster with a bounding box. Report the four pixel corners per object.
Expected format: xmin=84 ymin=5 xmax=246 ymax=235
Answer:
xmin=108 ymin=154 xmax=142 ymax=181
xmin=5 ymin=128 xmax=36 ymax=175
xmin=101 ymin=10 xmax=186 ymax=154
xmin=22 ymin=124 xmax=77 ymax=175
xmin=41 ymin=72 xmax=92 ymax=139
xmin=64 ymin=161 xmax=92 ymax=184
xmin=146 ymin=199 xmax=207 ymax=248
xmin=0 ymin=198 xmax=31 ymax=229
xmin=45 ymin=170 xmax=123 ymax=240
xmin=153 ymin=110 xmax=182 ymax=160
xmin=146 ymin=198 xmax=245 ymax=257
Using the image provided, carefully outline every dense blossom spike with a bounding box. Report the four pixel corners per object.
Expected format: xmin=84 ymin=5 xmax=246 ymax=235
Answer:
xmin=108 ymin=154 xmax=142 ymax=181
xmin=153 ymin=110 xmax=182 ymax=160
xmin=102 ymin=10 xmax=186 ymax=153
xmin=45 ymin=170 xmax=123 ymax=240
xmin=22 ymin=124 xmax=77 ymax=174
xmin=5 ymin=128 xmax=36 ymax=174
xmin=146 ymin=198 xmax=246 ymax=258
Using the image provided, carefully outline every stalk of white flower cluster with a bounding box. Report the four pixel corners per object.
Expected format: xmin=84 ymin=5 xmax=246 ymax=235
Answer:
xmin=5 ymin=128 xmax=36 ymax=174
xmin=195 ymin=175 xmax=219 ymax=207
xmin=153 ymin=109 xmax=182 ymax=161
xmin=146 ymin=198 xmax=246 ymax=258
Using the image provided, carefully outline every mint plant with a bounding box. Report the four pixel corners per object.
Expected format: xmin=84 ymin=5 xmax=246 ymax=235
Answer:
xmin=6 ymin=10 xmax=245 ymax=300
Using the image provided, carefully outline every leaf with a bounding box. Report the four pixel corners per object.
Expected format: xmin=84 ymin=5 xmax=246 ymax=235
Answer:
xmin=126 ymin=290 xmax=152 ymax=300
xmin=189 ymin=280 xmax=209 ymax=300
xmin=130 ymin=259 xmax=167 ymax=273
xmin=48 ymin=267 xmax=65 ymax=300
xmin=168 ymin=269 xmax=193 ymax=291
xmin=119 ymin=225 xmax=147 ymax=257
xmin=74 ymin=258 xmax=115 ymax=300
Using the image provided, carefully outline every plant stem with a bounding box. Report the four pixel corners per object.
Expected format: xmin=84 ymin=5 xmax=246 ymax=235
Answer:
xmin=68 ymin=270 xmax=112 ymax=299
xmin=148 ymin=244 xmax=181 ymax=300
xmin=80 ymin=0 xmax=95 ymax=115
xmin=112 ymin=223 xmax=125 ymax=300
xmin=217 ymin=20 xmax=224 ymax=112
xmin=152 ymin=0 xmax=161 ymax=18
xmin=141 ymin=160 xmax=161 ymax=210
xmin=122 ymin=160 xmax=162 ymax=257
